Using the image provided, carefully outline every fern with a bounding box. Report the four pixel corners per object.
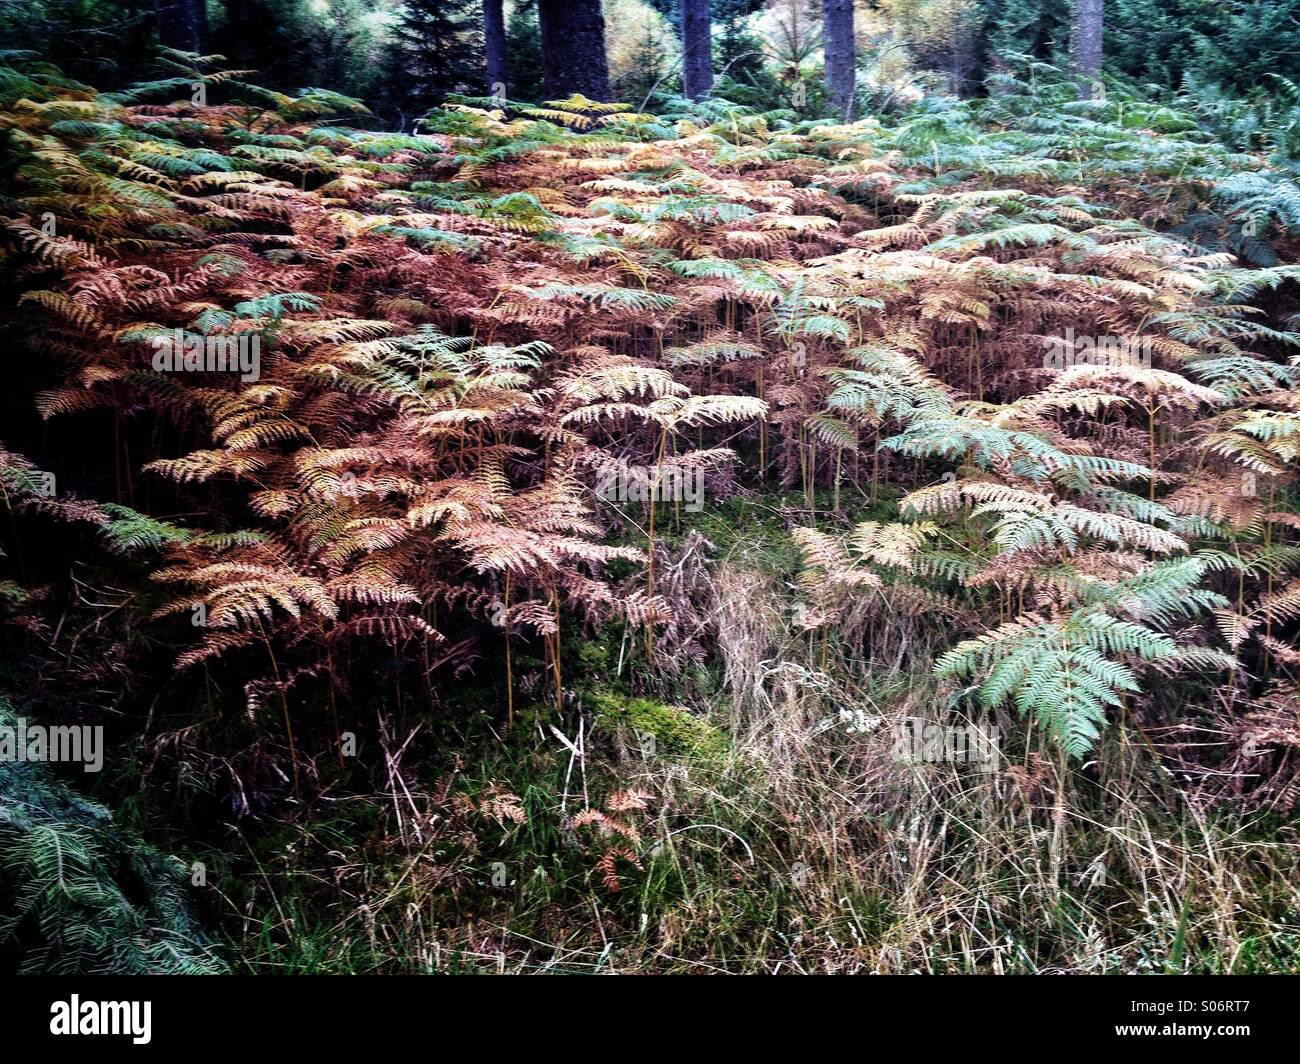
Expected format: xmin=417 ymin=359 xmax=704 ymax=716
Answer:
xmin=935 ymin=561 xmax=1232 ymax=758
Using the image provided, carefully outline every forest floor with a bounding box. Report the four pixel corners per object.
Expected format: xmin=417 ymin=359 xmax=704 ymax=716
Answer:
xmin=209 ymin=496 xmax=1300 ymax=974
xmin=3 ymin=55 xmax=1300 ymax=974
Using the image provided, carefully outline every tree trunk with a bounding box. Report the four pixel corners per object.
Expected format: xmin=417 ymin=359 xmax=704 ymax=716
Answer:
xmin=822 ymin=0 xmax=855 ymax=120
xmin=1070 ymin=0 xmax=1103 ymax=99
xmin=155 ymin=0 xmax=206 ymax=55
xmin=537 ymin=0 xmax=611 ymax=102
xmin=483 ymin=0 xmax=508 ymax=100
xmin=680 ymin=0 xmax=713 ymax=102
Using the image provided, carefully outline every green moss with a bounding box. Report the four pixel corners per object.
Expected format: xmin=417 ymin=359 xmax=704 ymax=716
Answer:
xmin=586 ymin=690 xmax=727 ymax=758
xmin=659 ymin=490 xmax=905 ymax=577
xmin=572 ymin=629 xmax=616 ymax=675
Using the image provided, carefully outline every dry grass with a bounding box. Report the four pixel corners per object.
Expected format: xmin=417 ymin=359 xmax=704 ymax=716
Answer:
xmin=224 ymin=543 xmax=1300 ymax=974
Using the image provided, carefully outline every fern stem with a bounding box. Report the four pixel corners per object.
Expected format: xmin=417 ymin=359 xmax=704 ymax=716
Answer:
xmin=257 ymin=620 xmax=300 ymax=800
xmin=504 ymin=570 xmax=514 ymax=733
xmin=645 ymin=425 xmax=668 ymax=660
xmin=328 ymin=646 xmax=344 ymax=772
xmin=1147 ymin=401 xmax=1157 ymax=504
xmin=833 ymin=446 xmax=842 ymax=512
xmin=549 ymin=587 xmax=563 ymax=718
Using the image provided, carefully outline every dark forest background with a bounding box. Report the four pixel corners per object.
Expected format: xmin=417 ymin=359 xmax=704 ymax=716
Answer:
xmin=7 ymin=1 xmax=1300 ymax=130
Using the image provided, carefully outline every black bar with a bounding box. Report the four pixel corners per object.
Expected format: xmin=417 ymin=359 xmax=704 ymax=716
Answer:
xmin=7 ymin=974 xmax=1293 ymax=1050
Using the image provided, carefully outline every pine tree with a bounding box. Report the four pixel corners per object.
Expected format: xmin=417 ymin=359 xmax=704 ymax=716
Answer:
xmin=505 ymin=0 xmax=546 ymax=102
xmin=391 ymin=0 xmax=482 ymax=114
xmin=0 ymin=694 xmax=226 ymax=974
xmin=537 ymin=0 xmax=611 ymax=101
xmin=1071 ymin=0 xmax=1104 ymax=98
xmin=981 ymin=0 xmax=1069 ymax=74
xmin=822 ymin=0 xmax=855 ymax=120
xmin=154 ymin=0 xmax=207 ymax=54
xmin=681 ymin=0 xmax=714 ymax=101
xmin=483 ymin=0 xmax=508 ymax=99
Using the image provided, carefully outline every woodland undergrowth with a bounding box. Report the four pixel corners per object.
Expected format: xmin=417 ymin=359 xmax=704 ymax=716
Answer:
xmin=1 ymin=49 xmax=1299 ymax=972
